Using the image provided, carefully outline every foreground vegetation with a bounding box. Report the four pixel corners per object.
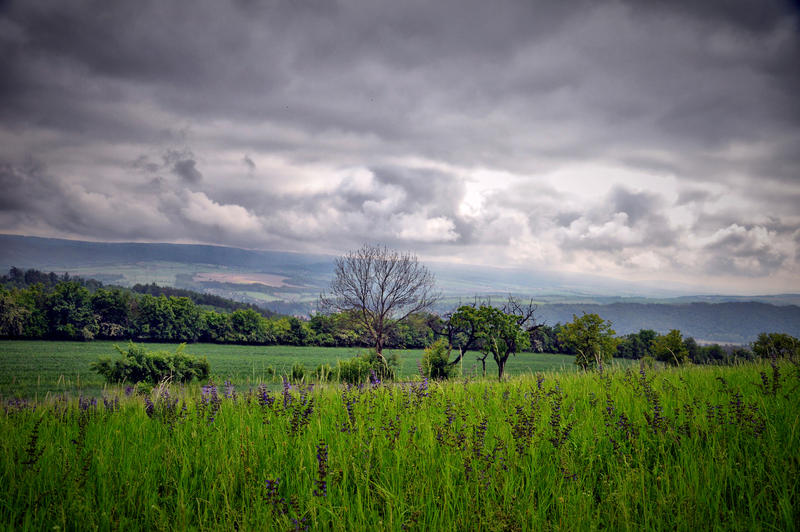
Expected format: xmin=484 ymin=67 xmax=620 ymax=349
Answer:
xmin=2 ymin=361 xmax=798 ymax=530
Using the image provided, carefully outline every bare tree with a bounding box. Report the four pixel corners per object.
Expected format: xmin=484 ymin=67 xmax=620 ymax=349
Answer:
xmin=320 ymin=244 xmax=440 ymax=365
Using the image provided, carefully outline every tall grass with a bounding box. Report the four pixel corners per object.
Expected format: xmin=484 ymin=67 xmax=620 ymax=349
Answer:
xmin=1 ymin=361 xmax=798 ymax=530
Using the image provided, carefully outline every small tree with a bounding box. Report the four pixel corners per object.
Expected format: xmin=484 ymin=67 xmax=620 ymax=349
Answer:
xmin=445 ymin=297 xmax=536 ymax=380
xmin=652 ymin=329 xmax=689 ymax=365
xmin=558 ymin=313 xmax=618 ymax=370
xmin=320 ymin=244 xmax=439 ymax=369
xmin=752 ymin=332 xmax=799 ymax=360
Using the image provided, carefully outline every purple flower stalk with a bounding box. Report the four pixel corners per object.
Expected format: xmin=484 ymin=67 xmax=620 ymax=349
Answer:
xmin=313 ymin=440 xmax=329 ymax=497
xmin=224 ymin=380 xmax=237 ymax=400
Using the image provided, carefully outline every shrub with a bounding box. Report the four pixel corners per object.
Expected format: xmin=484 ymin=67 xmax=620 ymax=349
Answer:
xmin=336 ymin=349 xmax=398 ymax=384
xmin=421 ymin=339 xmax=458 ymax=380
xmin=336 ymin=354 xmax=372 ymax=384
xmin=91 ymin=342 xmax=210 ymax=385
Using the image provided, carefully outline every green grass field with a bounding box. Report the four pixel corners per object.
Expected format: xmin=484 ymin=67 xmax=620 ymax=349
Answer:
xmin=1 ymin=362 xmax=797 ymax=530
xmin=0 ymin=340 xmax=578 ymax=399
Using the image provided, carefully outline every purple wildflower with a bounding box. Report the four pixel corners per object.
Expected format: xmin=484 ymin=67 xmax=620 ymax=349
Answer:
xmin=144 ymin=396 xmax=155 ymax=418
xmin=313 ymin=441 xmax=329 ymax=497
xmin=224 ymin=380 xmax=237 ymax=400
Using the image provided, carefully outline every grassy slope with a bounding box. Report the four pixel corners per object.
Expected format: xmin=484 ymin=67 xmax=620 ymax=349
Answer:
xmin=0 ymin=340 xmax=577 ymax=399
xmin=1 ymin=362 xmax=797 ymax=530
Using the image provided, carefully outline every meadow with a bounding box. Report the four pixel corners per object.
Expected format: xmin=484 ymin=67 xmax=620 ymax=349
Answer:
xmin=1 ymin=361 xmax=797 ymax=530
xmin=0 ymin=340 xmax=577 ymax=399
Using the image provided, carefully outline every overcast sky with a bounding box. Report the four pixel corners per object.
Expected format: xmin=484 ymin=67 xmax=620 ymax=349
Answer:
xmin=1 ymin=0 xmax=799 ymax=294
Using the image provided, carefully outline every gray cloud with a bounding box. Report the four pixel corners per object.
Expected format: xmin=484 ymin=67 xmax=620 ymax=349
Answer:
xmin=171 ymin=159 xmax=202 ymax=184
xmin=0 ymin=0 xmax=798 ymax=292
xmin=676 ymin=188 xmax=714 ymax=206
xmin=702 ymin=224 xmax=788 ymax=276
xmin=163 ymin=149 xmax=202 ymax=183
xmin=556 ymin=186 xmax=679 ymax=254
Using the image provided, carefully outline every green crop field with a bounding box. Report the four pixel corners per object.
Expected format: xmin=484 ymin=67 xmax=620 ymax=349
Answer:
xmin=0 ymin=340 xmax=578 ymax=399
xmin=1 ymin=362 xmax=797 ymax=530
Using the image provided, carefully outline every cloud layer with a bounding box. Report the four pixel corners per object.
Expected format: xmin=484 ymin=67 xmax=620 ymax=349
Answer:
xmin=1 ymin=0 xmax=798 ymax=293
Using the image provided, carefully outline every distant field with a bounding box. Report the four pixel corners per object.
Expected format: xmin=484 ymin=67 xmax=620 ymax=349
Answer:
xmin=0 ymin=340 xmax=578 ymax=398
xmin=194 ymin=271 xmax=292 ymax=287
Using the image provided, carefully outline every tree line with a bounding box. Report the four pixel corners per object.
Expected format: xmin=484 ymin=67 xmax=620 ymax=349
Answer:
xmin=1 ymin=267 xmax=797 ymax=377
xmin=0 ymin=268 xmax=434 ymax=347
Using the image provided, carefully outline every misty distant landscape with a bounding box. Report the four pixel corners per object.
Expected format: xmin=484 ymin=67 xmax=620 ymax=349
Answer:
xmin=2 ymin=234 xmax=798 ymax=343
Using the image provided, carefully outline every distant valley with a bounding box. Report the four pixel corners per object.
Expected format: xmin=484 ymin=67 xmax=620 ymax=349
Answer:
xmin=2 ymin=234 xmax=799 ymax=343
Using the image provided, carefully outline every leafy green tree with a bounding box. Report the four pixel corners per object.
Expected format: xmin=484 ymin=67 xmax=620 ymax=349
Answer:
xmin=0 ymin=289 xmax=29 ymax=337
xmin=701 ymin=344 xmax=727 ymax=364
xmin=652 ymin=329 xmax=689 ymax=365
xmin=286 ymin=317 xmax=311 ymax=346
xmin=389 ymin=312 xmax=436 ymax=349
xmin=730 ymin=346 xmax=754 ymax=362
xmin=91 ymin=288 xmax=131 ymax=338
xmin=309 ymin=313 xmax=337 ymax=346
xmin=530 ymin=323 xmax=562 ymax=353
xmin=616 ymin=329 xmax=657 ymax=359
xmin=169 ymin=296 xmax=200 ymax=342
xmin=15 ymin=284 xmax=48 ymax=338
xmin=200 ymin=311 xmax=233 ymax=343
xmin=476 ymin=305 xmax=531 ymax=380
xmin=557 ymin=313 xmax=618 ymax=370
xmin=91 ymin=288 xmax=130 ymax=325
xmin=132 ymin=294 xmax=175 ymax=340
xmin=447 ymin=299 xmax=534 ymax=379
xmin=230 ymin=309 xmax=275 ymax=344
xmin=46 ymin=281 xmax=97 ymax=340
xmin=752 ymin=332 xmax=799 ymax=360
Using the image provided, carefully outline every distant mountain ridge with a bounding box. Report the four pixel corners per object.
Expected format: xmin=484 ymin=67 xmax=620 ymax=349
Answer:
xmin=0 ymin=234 xmax=329 ymax=270
xmin=534 ymin=302 xmax=800 ymax=344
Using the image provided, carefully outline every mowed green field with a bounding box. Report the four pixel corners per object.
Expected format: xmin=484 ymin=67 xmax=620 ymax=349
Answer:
xmin=0 ymin=340 xmax=577 ymax=398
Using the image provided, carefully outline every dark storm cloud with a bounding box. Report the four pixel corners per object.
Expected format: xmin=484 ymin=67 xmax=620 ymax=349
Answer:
xmin=2 ymin=0 xmax=797 ymax=164
xmin=0 ymin=0 xmax=798 ymax=290
xmin=171 ymin=159 xmax=202 ymax=184
xmin=0 ymin=159 xmax=55 ymax=211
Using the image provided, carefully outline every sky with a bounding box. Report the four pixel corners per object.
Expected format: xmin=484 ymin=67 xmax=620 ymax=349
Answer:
xmin=1 ymin=0 xmax=799 ymax=294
